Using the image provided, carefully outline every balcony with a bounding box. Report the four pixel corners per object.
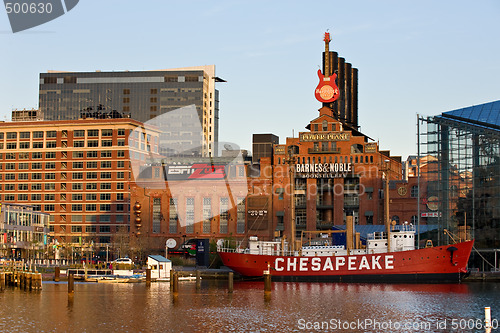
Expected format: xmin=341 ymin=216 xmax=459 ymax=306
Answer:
xmin=308 ymin=147 xmax=341 ymax=154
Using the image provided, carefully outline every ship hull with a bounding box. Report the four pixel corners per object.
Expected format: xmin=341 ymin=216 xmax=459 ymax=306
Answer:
xmin=218 ymin=240 xmax=474 ymax=283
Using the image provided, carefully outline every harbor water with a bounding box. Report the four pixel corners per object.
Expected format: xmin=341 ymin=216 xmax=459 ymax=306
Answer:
xmin=1 ymin=280 xmax=499 ymax=332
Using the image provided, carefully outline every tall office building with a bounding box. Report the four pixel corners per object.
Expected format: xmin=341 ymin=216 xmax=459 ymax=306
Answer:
xmin=39 ymin=66 xmax=221 ymax=157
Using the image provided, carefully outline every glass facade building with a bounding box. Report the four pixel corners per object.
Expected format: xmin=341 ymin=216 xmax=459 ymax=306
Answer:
xmin=39 ymin=66 xmax=219 ymax=157
xmin=418 ymin=100 xmax=500 ymax=249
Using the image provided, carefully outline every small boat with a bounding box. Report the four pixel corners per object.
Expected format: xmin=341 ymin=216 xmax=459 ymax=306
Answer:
xmin=218 ymin=221 xmax=473 ymax=283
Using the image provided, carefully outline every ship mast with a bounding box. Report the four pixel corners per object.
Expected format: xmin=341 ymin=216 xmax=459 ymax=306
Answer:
xmin=285 ymin=147 xmax=296 ymax=253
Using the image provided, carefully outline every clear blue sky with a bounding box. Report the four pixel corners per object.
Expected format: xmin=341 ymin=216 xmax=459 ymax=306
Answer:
xmin=1 ymin=0 xmax=499 ymax=159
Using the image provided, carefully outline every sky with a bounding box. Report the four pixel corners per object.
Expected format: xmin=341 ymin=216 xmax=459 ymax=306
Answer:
xmin=1 ymin=0 xmax=499 ymax=159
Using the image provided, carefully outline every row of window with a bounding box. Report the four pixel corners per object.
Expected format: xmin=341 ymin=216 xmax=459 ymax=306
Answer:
xmin=0 ymin=181 xmax=125 ymax=190
xmin=277 ymin=154 xmax=375 ymax=165
xmin=0 ymin=188 xmax=124 ymax=201
xmin=0 ymin=140 xmax=126 ymax=150
xmin=0 ymin=161 xmax=126 ymax=170
xmin=0 ymin=128 xmax=127 ymax=140
xmin=0 ymin=197 xmax=125 ymax=212
xmin=0 ymin=171 xmax=126 ymax=181
xmin=0 ymin=150 xmax=126 ymax=160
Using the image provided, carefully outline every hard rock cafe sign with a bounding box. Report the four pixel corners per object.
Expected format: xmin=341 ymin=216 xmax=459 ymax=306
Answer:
xmin=315 ymin=32 xmax=340 ymax=103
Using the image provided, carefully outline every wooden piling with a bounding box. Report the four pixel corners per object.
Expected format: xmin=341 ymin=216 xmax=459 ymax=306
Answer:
xmin=28 ymin=273 xmax=33 ymax=291
xmin=264 ymin=271 xmax=272 ymax=293
xmin=0 ymin=272 xmax=5 ymax=290
xmin=54 ymin=267 xmax=60 ymax=282
xmin=68 ymin=274 xmax=74 ymax=294
xmin=170 ymin=269 xmax=174 ymax=287
xmin=228 ymin=272 xmax=234 ymax=293
xmin=146 ymin=268 xmax=151 ymax=286
xmin=172 ymin=272 xmax=179 ymax=293
xmin=195 ymin=270 xmax=201 ymax=290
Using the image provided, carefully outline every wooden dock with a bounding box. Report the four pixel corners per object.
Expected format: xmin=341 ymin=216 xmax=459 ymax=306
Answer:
xmin=0 ymin=261 xmax=43 ymax=291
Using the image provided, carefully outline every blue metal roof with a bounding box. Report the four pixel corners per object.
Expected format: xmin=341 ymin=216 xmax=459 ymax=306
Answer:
xmin=148 ymin=255 xmax=171 ymax=262
xmin=441 ymin=100 xmax=500 ymax=129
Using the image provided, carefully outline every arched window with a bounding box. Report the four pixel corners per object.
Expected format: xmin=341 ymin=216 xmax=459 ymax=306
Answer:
xmin=411 ymin=215 xmax=418 ymax=224
xmin=391 ymin=215 xmax=400 ymax=224
xmin=322 ymin=120 xmax=328 ymax=131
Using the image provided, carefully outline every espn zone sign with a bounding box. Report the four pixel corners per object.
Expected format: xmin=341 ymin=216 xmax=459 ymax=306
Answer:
xmin=165 ymin=164 xmax=227 ymax=180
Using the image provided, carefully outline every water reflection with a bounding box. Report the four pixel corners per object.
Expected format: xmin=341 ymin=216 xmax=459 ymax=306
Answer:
xmin=0 ymin=281 xmax=498 ymax=332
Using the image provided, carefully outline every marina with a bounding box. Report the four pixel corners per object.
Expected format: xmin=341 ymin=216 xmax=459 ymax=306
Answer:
xmin=1 ymin=279 xmax=499 ymax=332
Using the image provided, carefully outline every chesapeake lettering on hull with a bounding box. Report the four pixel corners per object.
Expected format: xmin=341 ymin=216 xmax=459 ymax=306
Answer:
xmin=295 ymin=163 xmax=352 ymax=178
xmin=300 ymin=132 xmax=351 ymax=142
xmin=274 ymin=255 xmax=395 ymax=272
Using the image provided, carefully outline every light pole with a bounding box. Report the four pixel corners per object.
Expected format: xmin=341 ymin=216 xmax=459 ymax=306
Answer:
xmin=383 ymin=159 xmax=391 ymax=251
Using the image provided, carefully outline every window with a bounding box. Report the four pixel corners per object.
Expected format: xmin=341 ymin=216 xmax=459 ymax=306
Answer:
xmin=87 ymin=140 xmax=98 ymax=147
xmin=44 ymin=204 xmax=55 ymax=211
xmin=74 ymin=140 xmax=84 ymax=147
xmin=86 ymin=172 xmax=97 ymax=179
xmin=101 ymin=161 xmax=112 ymax=168
xmin=86 ymin=183 xmax=97 ymax=190
xmin=33 ymin=142 xmax=43 ymax=149
xmin=32 ymin=152 xmax=42 ymax=159
xmin=31 ymin=194 xmax=42 ymax=201
xmin=392 ymin=215 xmax=400 ymax=224
xmin=32 ymin=173 xmax=42 ymax=180
xmin=203 ymin=197 xmax=211 ymax=233
xmin=6 ymin=132 xmax=17 ymax=139
xmin=32 ymin=162 xmax=42 ymax=169
xmin=117 ymin=139 xmax=125 ymax=146
xmin=117 ymin=150 xmax=125 ymax=157
xmin=100 ymin=183 xmax=112 ymax=190
xmin=116 ymin=193 xmax=124 ymax=201
xmin=410 ymin=185 xmax=418 ymax=198
xmin=100 ymin=193 xmax=111 ymax=201
xmin=71 ymin=226 xmax=82 ymax=233
xmin=72 ymin=194 xmax=83 ymax=201
xmin=117 ymin=161 xmax=125 ymax=168
xmin=87 ymin=151 xmax=98 ymax=158
xmin=45 ymin=173 xmax=56 ymax=180
xmin=18 ymin=194 xmax=28 ymax=201
xmin=5 ymin=173 xmax=16 ymax=180
xmin=6 ymin=143 xmax=17 ymax=149
xmin=46 ymin=131 xmax=57 ymax=138
xmin=100 ymin=204 xmax=111 ymax=211
xmin=118 ymin=129 xmax=125 ymax=136
xmin=45 ymin=141 xmax=56 ymax=148
xmin=45 ymin=183 xmax=56 ymax=190
xmin=101 ymin=172 xmax=112 ymax=179
xmin=71 ymin=215 xmax=83 ymax=223
xmin=100 ymin=226 xmax=111 ymax=233
xmin=123 ymin=89 xmax=130 ymax=95
xmin=5 ymin=163 xmax=15 ymax=170
xmin=45 ymin=162 xmax=56 ymax=169
xmin=74 ymin=130 xmax=84 ymax=137
xmin=73 ymin=172 xmax=83 ymax=180
xmin=18 ymin=184 xmax=29 ymax=191
xmin=152 ymin=198 xmax=161 ymax=233
xmin=185 ymin=198 xmax=195 ymax=233
xmin=87 ymin=129 xmax=99 ymax=137
xmin=169 ymin=198 xmax=178 ymax=233
xmin=20 ymin=142 xmax=30 ymax=149
xmin=72 ymin=204 xmax=83 ymax=212
xmin=73 ymin=151 xmax=84 ymax=158
xmin=33 ymin=131 xmax=43 ymax=138
xmin=18 ymin=163 xmax=29 ymax=170
xmin=72 ymin=183 xmax=83 ymax=190
xmin=237 ymin=198 xmax=246 ymax=234
xmin=31 ymin=183 xmax=42 ymax=190
xmin=86 ymin=226 xmax=96 ymax=233
xmin=220 ymin=197 xmax=229 ymax=233
xmin=102 ymin=129 xmax=113 ymax=137
xmin=102 ymin=140 xmax=113 ymax=147
xmin=116 ymin=183 xmax=124 ymax=190
xmin=101 ymin=151 xmax=112 ymax=158
xmin=411 ymin=215 xmax=418 ymax=224
xmin=45 ymin=194 xmax=55 ymax=201
xmin=72 ymin=162 xmax=84 ymax=169
xmin=86 ymin=204 xmax=97 ymax=211
xmin=86 ymin=193 xmax=97 ymax=201
xmin=117 ymin=172 xmax=124 ymax=179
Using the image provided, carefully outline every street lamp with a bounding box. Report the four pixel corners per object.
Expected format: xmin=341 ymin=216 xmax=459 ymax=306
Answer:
xmin=383 ymin=159 xmax=391 ymax=251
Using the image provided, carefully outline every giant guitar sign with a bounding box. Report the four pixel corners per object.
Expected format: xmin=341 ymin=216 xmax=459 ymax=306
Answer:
xmin=315 ymin=32 xmax=340 ymax=103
